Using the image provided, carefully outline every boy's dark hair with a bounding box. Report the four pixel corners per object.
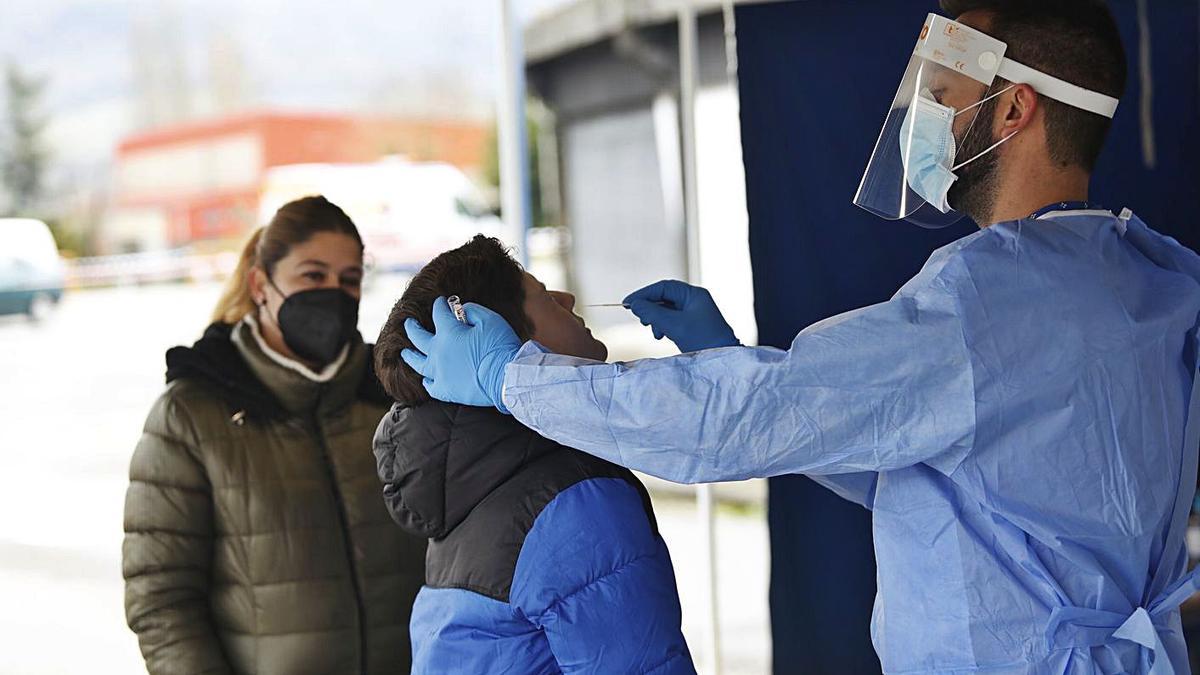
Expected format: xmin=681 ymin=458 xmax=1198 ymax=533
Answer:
xmin=375 ymin=235 xmax=533 ymax=405
xmin=940 ymin=0 xmax=1127 ymax=171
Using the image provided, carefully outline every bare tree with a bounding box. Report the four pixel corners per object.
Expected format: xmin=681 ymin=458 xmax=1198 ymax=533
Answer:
xmin=1 ymin=62 xmax=49 ymax=216
xmin=208 ymin=27 xmax=251 ymax=115
xmin=130 ymin=2 xmax=192 ymax=129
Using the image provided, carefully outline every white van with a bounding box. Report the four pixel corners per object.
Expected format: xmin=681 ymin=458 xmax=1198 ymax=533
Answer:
xmin=0 ymin=218 xmax=65 ymax=320
xmin=260 ymin=159 xmax=508 ymax=272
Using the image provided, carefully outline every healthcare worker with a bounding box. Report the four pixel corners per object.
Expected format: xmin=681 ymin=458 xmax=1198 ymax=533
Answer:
xmin=402 ymin=1 xmax=1200 ymax=673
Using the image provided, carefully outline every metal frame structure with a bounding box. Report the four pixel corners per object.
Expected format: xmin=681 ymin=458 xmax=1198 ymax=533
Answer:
xmin=497 ymin=2 xmax=751 ymax=672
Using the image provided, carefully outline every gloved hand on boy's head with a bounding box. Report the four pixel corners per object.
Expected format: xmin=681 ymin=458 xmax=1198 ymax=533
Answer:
xmin=403 ymin=297 xmax=521 ymax=412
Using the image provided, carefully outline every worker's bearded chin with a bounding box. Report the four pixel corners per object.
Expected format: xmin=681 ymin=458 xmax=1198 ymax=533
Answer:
xmin=947 ymin=96 xmax=1002 ymax=225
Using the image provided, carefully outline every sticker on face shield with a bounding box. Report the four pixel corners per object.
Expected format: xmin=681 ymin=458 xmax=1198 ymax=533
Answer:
xmin=913 ymin=15 xmax=1006 ymax=86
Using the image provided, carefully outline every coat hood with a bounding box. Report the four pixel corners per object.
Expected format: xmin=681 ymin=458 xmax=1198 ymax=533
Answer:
xmin=165 ymin=322 xmax=390 ymax=420
xmin=373 ymin=401 xmax=562 ymax=540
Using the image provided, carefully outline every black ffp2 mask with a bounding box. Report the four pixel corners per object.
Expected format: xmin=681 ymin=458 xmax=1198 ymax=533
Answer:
xmin=267 ymin=280 xmax=360 ymax=366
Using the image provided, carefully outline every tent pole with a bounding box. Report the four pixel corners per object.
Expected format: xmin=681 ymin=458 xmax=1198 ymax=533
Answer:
xmin=496 ymin=0 xmax=531 ymax=262
xmin=679 ymin=3 xmax=722 ymax=674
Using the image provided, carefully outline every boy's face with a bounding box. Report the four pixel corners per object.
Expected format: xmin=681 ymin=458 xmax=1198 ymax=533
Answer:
xmin=521 ymin=272 xmax=608 ymax=361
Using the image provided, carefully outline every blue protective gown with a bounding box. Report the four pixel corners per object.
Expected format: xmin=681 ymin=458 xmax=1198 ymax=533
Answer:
xmin=502 ymin=210 xmax=1200 ymax=674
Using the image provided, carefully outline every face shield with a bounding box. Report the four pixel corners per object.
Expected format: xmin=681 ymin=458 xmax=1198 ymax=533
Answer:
xmin=853 ymin=14 xmax=1120 ymax=229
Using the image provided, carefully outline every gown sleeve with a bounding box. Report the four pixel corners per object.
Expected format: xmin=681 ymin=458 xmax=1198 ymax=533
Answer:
xmin=808 ymin=472 xmax=879 ymax=510
xmin=503 ymin=268 xmax=976 ymax=484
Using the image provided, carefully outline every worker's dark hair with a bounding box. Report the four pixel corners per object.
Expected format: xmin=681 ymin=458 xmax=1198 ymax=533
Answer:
xmin=940 ymin=0 xmax=1127 ymax=171
xmin=375 ymin=235 xmax=533 ymax=405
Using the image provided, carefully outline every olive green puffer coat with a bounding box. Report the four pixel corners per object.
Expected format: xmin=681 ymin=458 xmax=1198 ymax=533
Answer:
xmin=123 ymin=319 xmax=426 ymax=675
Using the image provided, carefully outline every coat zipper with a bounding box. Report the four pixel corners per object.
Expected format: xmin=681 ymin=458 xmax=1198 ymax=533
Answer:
xmin=309 ymin=389 xmax=369 ymax=675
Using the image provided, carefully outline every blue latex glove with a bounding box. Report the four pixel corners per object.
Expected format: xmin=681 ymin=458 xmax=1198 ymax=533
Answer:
xmin=402 ymin=297 xmax=521 ymax=412
xmin=623 ymin=280 xmax=739 ymax=353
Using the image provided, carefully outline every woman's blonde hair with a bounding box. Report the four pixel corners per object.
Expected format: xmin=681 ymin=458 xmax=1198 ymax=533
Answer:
xmin=210 ymin=196 xmax=363 ymax=324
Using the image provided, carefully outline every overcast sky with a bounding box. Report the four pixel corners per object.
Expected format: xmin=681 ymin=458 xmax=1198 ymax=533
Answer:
xmin=0 ymin=0 xmax=572 ymax=174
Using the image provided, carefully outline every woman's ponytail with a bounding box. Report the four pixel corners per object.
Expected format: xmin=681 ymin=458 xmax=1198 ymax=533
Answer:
xmin=211 ymin=227 xmax=264 ymax=325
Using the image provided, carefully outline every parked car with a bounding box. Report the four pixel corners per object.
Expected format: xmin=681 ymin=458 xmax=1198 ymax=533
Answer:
xmin=0 ymin=218 xmax=65 ymax=320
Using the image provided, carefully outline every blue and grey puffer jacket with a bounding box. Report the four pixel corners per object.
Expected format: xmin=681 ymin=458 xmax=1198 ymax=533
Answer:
xmin=373 ymin=401 xmax=695 ymax=674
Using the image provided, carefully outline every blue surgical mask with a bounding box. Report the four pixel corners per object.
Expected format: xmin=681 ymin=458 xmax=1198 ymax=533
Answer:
xmin=898 ymin=86 xmax=1018 ymax=214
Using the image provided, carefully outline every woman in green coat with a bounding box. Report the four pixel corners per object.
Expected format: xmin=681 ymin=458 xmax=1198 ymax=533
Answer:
xmin=123 ymin=196 xmax=426 ymax=675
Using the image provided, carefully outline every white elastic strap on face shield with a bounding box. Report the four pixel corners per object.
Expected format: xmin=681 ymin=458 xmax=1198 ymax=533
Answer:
xmin=953 ymin=84 xmax=1015 ymax=119
xmin=949 ymin=84 xmax=1018 ymax=171
xmin=951 ymin=129 xmax=1020 ymax=172
xmin=996 ymin=58 xmax=1120 ymax=118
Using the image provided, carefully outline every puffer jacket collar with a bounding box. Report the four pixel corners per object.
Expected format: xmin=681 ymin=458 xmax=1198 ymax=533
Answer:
xmin=165 ymin=321 xmax=390 ymax=421
xmin=231 ymin=318 xmax=365 ymax=418
xmin=374 ymin=402 xmax=560 ymax=540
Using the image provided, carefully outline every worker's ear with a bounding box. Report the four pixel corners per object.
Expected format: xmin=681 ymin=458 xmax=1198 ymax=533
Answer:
xmin=999 ymin=83 xmax=1039 ymax=136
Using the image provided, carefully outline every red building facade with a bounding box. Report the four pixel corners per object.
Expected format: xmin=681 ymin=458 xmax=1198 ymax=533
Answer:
xmin=106 ymin=111 xmax=487 ymax=252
